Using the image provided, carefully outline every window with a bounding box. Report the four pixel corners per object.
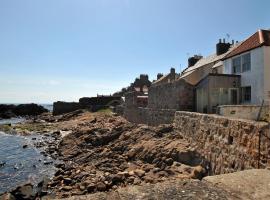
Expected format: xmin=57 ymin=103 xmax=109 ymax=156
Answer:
xmin=242 ymin=86 xmax=251 ymax=103
xmin=232 ymin=57 xmax=241 ymax=74
xmin=232 ymin=53 xmax=251 ymax=74
xmin=242 ymin=53 xmax=251 ymax=72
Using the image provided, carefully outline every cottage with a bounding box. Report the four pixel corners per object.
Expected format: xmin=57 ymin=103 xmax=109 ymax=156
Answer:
xmin=222 ymin=29 xmax=270 ymax=105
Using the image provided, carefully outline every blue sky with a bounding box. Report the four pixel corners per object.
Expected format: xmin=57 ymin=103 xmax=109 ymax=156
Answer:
xmin=0 ymin=0 xmax=269 ymax=103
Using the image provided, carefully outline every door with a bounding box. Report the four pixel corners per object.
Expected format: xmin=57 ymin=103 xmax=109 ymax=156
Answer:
xmin=231 ymin=89 xmax=238 ymax=105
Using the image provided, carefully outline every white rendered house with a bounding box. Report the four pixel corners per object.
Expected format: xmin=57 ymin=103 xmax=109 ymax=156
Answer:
xmin=223 ymin=29 xmax=270 ymax=105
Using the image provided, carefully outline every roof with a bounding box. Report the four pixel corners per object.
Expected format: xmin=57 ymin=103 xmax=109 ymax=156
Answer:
xmin=212 ymin=61 xmax=223 ymax=69
xmin=153 ymin=74 xmax=169 ymax=84
xmin=195 ymin=73 xmax=241 ymax=88
xmin=153 ymin=73 xmax=180 ymax=85
xmin=223 ymin=29 xmax=270 ymax=60
xmin=181 ymin=43 xmax=241 ymax=78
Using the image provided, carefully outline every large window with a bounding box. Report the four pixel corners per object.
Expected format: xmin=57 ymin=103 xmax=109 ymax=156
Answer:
xmin=232 ymin=53 xmax=251 ymax=73
xmin=242 ymin=86 xmax=251 ymax=103
xmin=232 ymin=57 xmax=241 ymax=74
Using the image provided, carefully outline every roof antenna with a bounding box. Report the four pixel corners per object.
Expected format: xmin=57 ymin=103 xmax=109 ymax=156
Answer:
xmin=226 ymin=33 xmax=230 ymax=42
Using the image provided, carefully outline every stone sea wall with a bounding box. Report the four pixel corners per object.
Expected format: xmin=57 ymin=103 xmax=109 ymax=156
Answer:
xmin=124 ymin=107 xmax=176 ymax=126
xmin=174 ymin=111 xmax=270 ymax=175
xmin=53 ymin=101 xmax=82 ymax=115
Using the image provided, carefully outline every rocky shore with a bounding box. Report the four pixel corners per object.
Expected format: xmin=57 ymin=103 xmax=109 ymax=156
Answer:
xmin=0 ymin=110 xmax=210 ymax=199
xmin=0 ymin=104 xmax=48 ymax=119
xmin=2 ymin=110 xmax=267 ymax=200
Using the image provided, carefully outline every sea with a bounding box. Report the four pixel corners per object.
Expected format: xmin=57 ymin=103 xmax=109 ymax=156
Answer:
xmin=0 ymin=104 xmax=55 ymax=194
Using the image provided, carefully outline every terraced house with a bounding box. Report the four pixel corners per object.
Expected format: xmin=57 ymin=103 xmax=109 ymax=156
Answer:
xmin=222 ymin=29 xmax=270 ymax=105
xmin=180 ymin=29 xmax=270 ymax=114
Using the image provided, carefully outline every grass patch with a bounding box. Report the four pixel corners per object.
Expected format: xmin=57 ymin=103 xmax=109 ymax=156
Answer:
xmin=96 ymin=108 xmax=113 ymax=114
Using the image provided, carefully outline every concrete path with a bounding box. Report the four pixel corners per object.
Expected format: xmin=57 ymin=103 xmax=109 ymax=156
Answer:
xmin=204 ymin=169 xmax=270 ymax=200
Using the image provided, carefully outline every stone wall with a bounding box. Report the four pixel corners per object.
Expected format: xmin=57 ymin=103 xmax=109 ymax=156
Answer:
xmin=174 ymin=111 xmax=270 ymax=175
xmin=218 ymin=105 xmax=269 ymax=122
xmin=148 ymin=79 xmax=194 ymax=111
xmin=53 ymin=101 xmax=82 ymax=115
xmin=124 ymin=107 xmax=176 ymax=126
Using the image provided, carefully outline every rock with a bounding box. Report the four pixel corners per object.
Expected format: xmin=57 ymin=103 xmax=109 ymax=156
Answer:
xmin=55 ymin=163 xmax=65 ymax=169
xmin=22 ymin=144 xmax=28 ymax=148
xmin=62 ymin=186 xmax=73 ymax=191
xmin=165 ymin=158 xmax=174 ymax=166
xmin=87 ymin=184 xmax=96 ymax=192
xmin=133 ymin=178 xmax=141 ymax=185
xmin=111 ymin=174 xmax=124 ymax=184
xmin=0 ymin=193 xmax=16 ymax=200
xmin=43 ymin=160 xmax=53 ymax=165
xmin=96 ymin=182 xmax=107 ymax=191
xmin=156 ymin=124 xmax=173 ymax=137
xmin=10 ymin=183 xmax=35 ymax=200
xmin=153 ymin=167 xmax=160 ymax=173
xmin=55 ymin=169 xmax=63 ymax=176
xmin=0 ymin=161 xmax=6 ymax=167
xmin=190 ymin=166 xmax=206 ymax=180
xmin=134 ymin=169 xmax=145 ymax=177
xmin=63 ymin=178 xmax=73 ymax=185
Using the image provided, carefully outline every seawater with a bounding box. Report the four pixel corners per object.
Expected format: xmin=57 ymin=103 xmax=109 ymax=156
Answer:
xmin=0 ymin=119 xmax=55 ymax=194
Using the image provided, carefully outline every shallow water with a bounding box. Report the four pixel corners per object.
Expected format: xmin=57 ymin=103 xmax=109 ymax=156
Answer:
xmin=0 ymin=119 xmax=56 ymax=194
xmin=0 ymin=118 xmax=25 ymax=125
xmin=40 ymin=104 xmax=53 ymax=112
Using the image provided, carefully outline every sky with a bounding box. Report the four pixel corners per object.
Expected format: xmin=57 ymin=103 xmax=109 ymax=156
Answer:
xmin=0 ymin=0 xmax=269 ymax=104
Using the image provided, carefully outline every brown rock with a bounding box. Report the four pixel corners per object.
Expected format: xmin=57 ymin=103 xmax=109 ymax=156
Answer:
xmin=96 ymin=182 xmax=107 ymax=191
xmin=87 ymin=184 xmax=96 ymax=192
xmin=191 ymin=166 xmax=206 ymax=180
xmin=134 ymin=169 xmax=145 ymax=177
xmin=62 ymin=186 xmax=73 ymax=191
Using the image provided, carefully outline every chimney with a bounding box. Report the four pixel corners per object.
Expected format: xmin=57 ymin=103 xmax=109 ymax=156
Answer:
xmin=188 ymin=55 xmax=203 ymax=67
xmin=216 ymin=39 xmax=231 ymax=56
xmin=140 ymin=74 xmax=148 ymax=81
xmin=170 ymin=68 xmax=176 ymax=81
xmin=157 ymin=73 xmax=163 ymax=80
xmin=170 ymin=68 xmax=175 ymax=75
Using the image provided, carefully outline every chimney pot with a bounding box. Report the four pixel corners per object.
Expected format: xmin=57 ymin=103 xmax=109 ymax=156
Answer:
xmin=170 ymin=68 xmax=175 ymax=75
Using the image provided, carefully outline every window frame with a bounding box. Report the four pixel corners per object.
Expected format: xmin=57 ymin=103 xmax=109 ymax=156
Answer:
xmin=241 ymin=86 xmax=251 ymax=103
xmin=241 ymin=53 xmax=251 ymax=72
xmin=232 ymin=56 xmax=241 ymax=74
xmin=231 ymin=52 xmax=251 ymax=74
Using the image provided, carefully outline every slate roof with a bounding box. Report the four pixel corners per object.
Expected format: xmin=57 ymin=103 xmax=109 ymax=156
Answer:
xmin=212 ymin=61 xmax=223 ymax=69
xmin=180 ymin=43 xmax=241 ymax=78
xmin=223 ymin=29 xmax=270 ymax=60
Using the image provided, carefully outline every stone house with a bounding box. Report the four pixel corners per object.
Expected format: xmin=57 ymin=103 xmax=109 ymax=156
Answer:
xmin=148 ymin=78 xmax=194 ymax=111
